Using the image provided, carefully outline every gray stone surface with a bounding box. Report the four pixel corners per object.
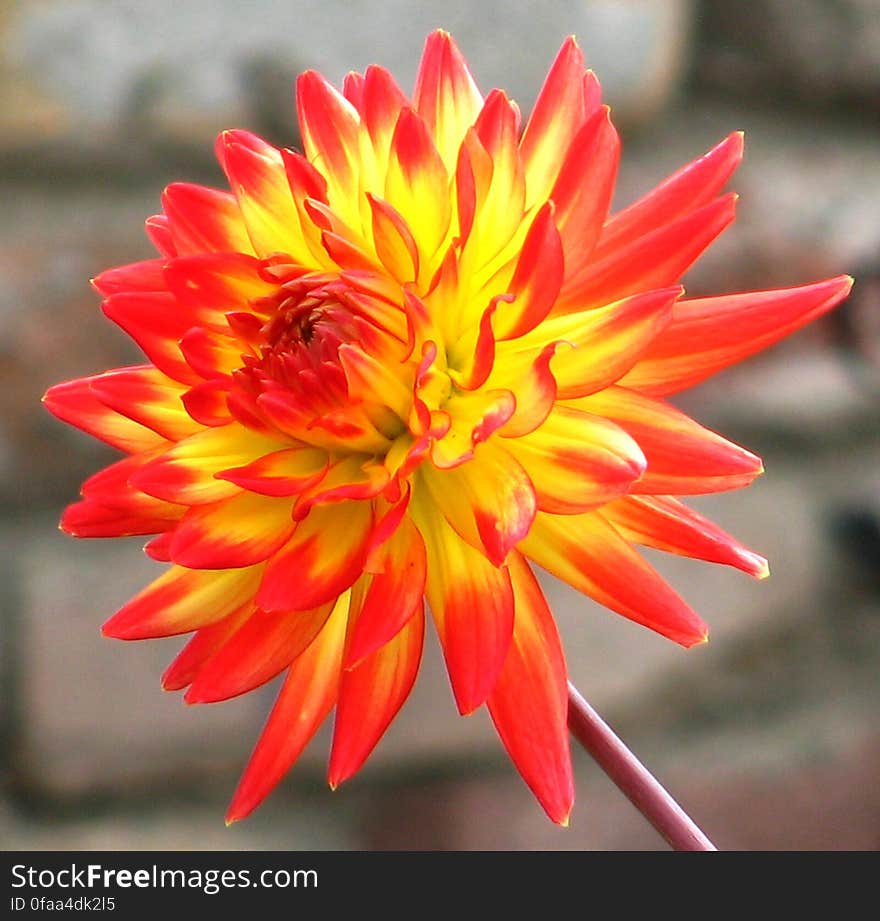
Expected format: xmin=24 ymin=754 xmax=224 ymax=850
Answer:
xmin=3 ymin=0 xmax=693 ymax=155
xmin=699 ymin=0 xmax=880 ymax=106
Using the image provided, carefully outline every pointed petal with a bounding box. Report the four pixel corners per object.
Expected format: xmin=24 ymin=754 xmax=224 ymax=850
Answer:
xmin=296 ymin=71 xmax=362 ymax=226
xmin=504 ymin=404 xmax=646 ymax=514
xmin=225 ymin=592 xmax=349 ymax=822
xmin=102 ymin=564 xmax=264 ymax=640
xmin=422 ymin=438 xmax=536 ymax=566
xmin=493 ymin=201 xmax=564 ymax=341
xmin=597 ymin=132 xmax=743 ymax=260
xmin=385 ymin=107 xmax=452 ymax=273
xmin=43 ymin=377 xmax=167 ymax=454
xmin=328 ymin=603 xmax=424 ymax=786
xmin=88 ymin=366 xmax=200 ymax=442
xmin=185 ymin=602 xmax=335 ymax=703
xmin=162 ymin=182 xmax=255 ymax=255
xmin=558 ymin=194 xmax=737 ymax=312
xmin=161 ymin=603 xmax=253 ymax=690
xmin=60 ymin=498 xmax=180 ymax=539
xmin=92 ymin=258 xmax=167 ymax=296
xmin=169 ymin=492 xmax=296 ymax=569
xmin=493 ymin=287 xmax=679 ymax=400
xmin=520 ymin=510 xmax=708 ymax=646
xmin=346 ymin=515 xmax=426 ymax=666
xmin=131 ymin=424 xmax=284 ymax=505
xmin=257 ymin=500 xmax=373 ymax=612
xmin=101 ymin=291 xmax=201 ymax=384
xmin=619 ymin=275 xmax=855 ymax=395
xmin=520 ymin=37 xmax=593 ymax=208
xmin=487 ymin=552 xmax=573 ymax=825
xmin=413 ymin=30 xmax=483 ymax=171
xmin=603 ymin=495 xmax=769 ymax=579
xmin=574 ymin=387 xmax=763 ymax=494
xmin=412 ymin=492 xmax=514 ymax=714
xmin=218 ymin=445 xmax=329 ymax=497
xmin=551 ymin=106 xmax=619 ymax=278
xmin=217 ymin=129 xmax=316 ymax=264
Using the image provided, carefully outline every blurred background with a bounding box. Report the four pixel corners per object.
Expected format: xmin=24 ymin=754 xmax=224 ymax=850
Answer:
xmin=1 ymin=0 xmax=879 ymax=851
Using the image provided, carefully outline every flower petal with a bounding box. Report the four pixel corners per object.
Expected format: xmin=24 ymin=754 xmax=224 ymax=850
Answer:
xmin=521 ymin=510 xmax=708 ymax=646
xmin=487 ymin=552 xmax=573 ymax=825
xmin=520 ymin=36 xmax=594 ymax=208
xmin=328 ymin=602 xmax=424 ymax=786
xmin=596 ymin=132 xmax=743 ymax=260
xmin=503 ymin=404 xmax=646 ymax=514
xmin=493 ymin=286 xmax=679 ymax=400
xmin=346 ymin=515 xmax=426 ymax=667
xmin=162 ymin=182 xmax=255 ymax=255
xmin=185 ymin=601 xmax=335 ymax=703
xmin=42 ymin=377 xmax=168 ymax=454
xmin=161 ymin=603 xmax=253 ymax=690
xmin=169 ymin=492 xmax=297 ymax=569
xmin=413 ymin=492 xmax=514 ymax=714
xmin=256 ymin=500 xmax=374 ymax=612
xmin=422 ymin=438 xmax=536 ymax=566
xmin=225 ymin=592 xmax=349 ymax=822
xmin=619 ymin=275 xmax=855 ymax=396
xmin=413 ymin=30 xmax=483 ymax=171
xmin=574 ymin=386 xmax=764 ymax=494
xmin=603 ymin=495 xmax=769 ymax=579
xmin=102 ymin=564 xmax=264 ymax=640
xmin=558 ymin=194 xmax=737 ymax=312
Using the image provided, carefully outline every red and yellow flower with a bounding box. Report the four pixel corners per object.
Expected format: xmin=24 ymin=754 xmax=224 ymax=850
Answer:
xmin=44 ymin=31 xmax=852 ymax=825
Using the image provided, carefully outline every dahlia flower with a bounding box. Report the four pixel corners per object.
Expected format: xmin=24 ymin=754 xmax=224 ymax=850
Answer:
xmin=44 ymin=30 xmax=851 ymax=826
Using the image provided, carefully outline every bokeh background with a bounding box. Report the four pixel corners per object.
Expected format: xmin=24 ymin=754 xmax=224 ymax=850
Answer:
xmin=2 ymin=0 xmax=879 ymax=851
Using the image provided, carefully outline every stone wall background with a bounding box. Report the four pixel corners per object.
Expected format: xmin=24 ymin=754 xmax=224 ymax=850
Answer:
xmin=1 ymin=0 xmax=878 ymax=851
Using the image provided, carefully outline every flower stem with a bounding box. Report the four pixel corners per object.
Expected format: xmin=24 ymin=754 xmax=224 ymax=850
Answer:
xmin=567 ymin=682 xmax=716 ymax=851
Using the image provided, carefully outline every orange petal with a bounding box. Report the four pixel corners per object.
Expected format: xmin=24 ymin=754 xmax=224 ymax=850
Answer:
xmin=346 ymin=515 xmax=426 ymax=667
xmin=619 ymin=275 xmax=854 ymax=396
xmin=161 ymin=603 xmax=254 ymax=690
xmin=43 ymin=376 xmax=168 ymax=454
xmin=596 ymin=132 xmax=743 ymax=260
xmin=504 ymin=404 xmax=646 ymax=514
xmin=385 ymin=107 xmax=452 ymax=277
xmin=101 ymin=292 xmax=201 ymax=384
xmin=413 ymin=492 xmax=514 ymax=714
xmin=328 ymin=603 xmax=424 ymax=786
xmin=493 ymin=286 xmax=679 ymax=400
xmin=550 ymin=106 xmax=619 ymax=279
xmin=217 ymin=129 xmax=317 ymax=265
xmin=92 ymin=258 xmax=167 ymax=296
xmin=493 ymin=201 xmax=564 ymax=341
xmin=422 ymin=437 xmax=536 ymax=567
xmin=520 ymin=36 xmax=593 ymax=208
xmin=88 ymin=366 xmax=201 ymax=442
xmin=558 ymin=194 xmax=737 ymax=312
xmin=296 ymin=71 xmax=362 ymax=226
xmin=169 ymin=492 xmax=296 ymax=569
xmin=520 ymin=510 xmax=708 ymax=647
xmin=603 ymin=495 xmax=769 ymax=579
xmin=574 ymin=386 xmax=763 ymax=495
xmin=161 ymin=182 xmax=255 ymax=255
xmin=413 ymin=30 xmax=483 ymax=171
xmin=132 ymin=425 xmax=285 ymax=505
xmin=102 ymin=564 xmax=264 ymax=640
xmin=225 ymin=592 xmax=349 ymax=822
xmin=487 ymin=552 xmax=573 ymax=825
xmin=256 ymin=500 xmax=374 ymax=612
xmin=218 ymin=445 xmax=329 ymax=497
xmin=185 ymin=601 xmax=335 ymax=703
